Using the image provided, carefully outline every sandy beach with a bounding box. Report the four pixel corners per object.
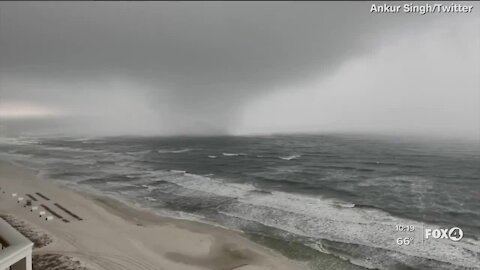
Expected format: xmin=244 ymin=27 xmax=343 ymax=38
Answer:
xmin=0 ymin=160 xmax=302 ymax=270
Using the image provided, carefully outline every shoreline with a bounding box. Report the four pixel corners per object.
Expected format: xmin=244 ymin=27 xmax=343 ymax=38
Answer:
xmin=0 ymin=160 xmax=304 ymax=270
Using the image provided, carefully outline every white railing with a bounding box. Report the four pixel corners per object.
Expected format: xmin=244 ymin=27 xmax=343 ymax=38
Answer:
xmin=0 ymin=218 xmax=33 ymax=270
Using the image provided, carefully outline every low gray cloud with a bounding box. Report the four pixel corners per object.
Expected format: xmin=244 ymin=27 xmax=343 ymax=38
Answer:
xmin=0 ymin=1 xmax=478 ymax=137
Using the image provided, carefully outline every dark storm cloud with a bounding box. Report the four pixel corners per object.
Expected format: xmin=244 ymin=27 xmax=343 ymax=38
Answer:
xmin=0 ymin=1 xmax=475 ymax=136
xmin=2 ymin=2 xmax=386 ymax=86
xmin=2 ymin=2 xmax=380 ymax=77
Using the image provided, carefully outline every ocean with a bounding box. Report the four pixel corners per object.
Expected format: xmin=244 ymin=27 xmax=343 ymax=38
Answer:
xmin=1 ymin=134 xmax=479 ymax=270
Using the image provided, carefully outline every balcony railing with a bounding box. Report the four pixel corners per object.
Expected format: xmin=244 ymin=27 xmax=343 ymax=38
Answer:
xmin=0 ymin=218 xmax=33 ymax=270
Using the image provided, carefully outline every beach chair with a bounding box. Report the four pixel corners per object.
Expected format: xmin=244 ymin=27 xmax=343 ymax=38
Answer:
xmin=39 ymin=211 xmax=46 ymax=217
xmin=11 ymin=193 xmax=17 ymax=197
xmin=45 ymin=216 xmax=54 ymax=221
xmin=31 ymin=206 xmax=38 ymax=212
xmin=17 ymin=197 xmax=24 ymax=203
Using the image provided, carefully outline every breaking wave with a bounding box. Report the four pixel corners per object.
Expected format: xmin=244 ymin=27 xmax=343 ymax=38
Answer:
xmin=279 ymin=154 xmax=301 ymax=160
xmin=157 ymin=148 xmax=191 ymax=154
xmin=222 ymin=152 xmax=246 ymax=157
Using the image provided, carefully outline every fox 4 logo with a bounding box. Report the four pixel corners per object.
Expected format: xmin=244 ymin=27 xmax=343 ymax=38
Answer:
xmin=424 ymin=227 xmax=463 ymax=242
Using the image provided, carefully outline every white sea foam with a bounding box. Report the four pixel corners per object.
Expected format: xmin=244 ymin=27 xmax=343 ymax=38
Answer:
xmin=0 ymin=137 xmax=38 ymax=145
xmin=222 ymin=152 xmax=246 ymax=157
xmin=126 ymin=150 xmax=151 ymax=155
xmin=223 ymin=198 xmax=479 ymax=268
xmin=279 ymin=155 xmax=301 ymax=160
xmin=145 ymin=171 xmax=255 ymax=199
xmin=39 ymin=146 xmax=105 ymax=153
xmin=139 ymin=170 xmax=480 ymax=269
xmin=208 ymin=155 xmax=217 ymax=159
xmin=158 ymin=148 xmax=191 ymax=154
xmin=61 ymin=137 xmax=94 ymax=142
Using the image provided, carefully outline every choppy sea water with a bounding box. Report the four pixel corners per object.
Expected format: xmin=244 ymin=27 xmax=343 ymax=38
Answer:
xmin=0 ymin=135 xmax=479 ymax=270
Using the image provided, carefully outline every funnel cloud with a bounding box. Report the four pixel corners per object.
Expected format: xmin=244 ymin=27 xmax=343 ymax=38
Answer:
xmin=0 ymin=2 xmax=478 ymax=138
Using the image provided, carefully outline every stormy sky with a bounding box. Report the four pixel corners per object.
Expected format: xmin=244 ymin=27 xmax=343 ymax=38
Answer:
xmin=0 ymin=1 xmax=479 ymax=138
